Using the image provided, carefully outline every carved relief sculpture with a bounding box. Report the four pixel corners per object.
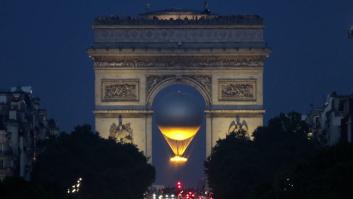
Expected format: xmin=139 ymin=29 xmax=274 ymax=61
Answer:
xmin=189 ymin=75 xmax=212 ymax=96
xmin=95 ymin=29 xmax=263 ymax=43
xmin=228 ymin=116 xmax=249 ymax=137
xmin=101 ymin=79 xmax=139 ymax=102
xmin=93 ymin=55 xmax=267 ymax=68
xmin=109 ymin=115 xmax=133 ymax=143
xmin=218 ymin=79 xmax=256 ymax=101
xmin=146 ymin=75 xmax=175 ymax=95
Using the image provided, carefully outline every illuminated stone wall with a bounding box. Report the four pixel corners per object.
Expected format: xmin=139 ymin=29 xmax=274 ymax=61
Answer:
xmin=89 ymin=9 xmax=270 ymax=160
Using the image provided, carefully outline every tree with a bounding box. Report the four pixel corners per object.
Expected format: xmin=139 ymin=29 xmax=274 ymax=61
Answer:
xmin=276 ymin=143 xmax=353 ymax=199
xmin=205 ymin=130 xmax=259 ymax=199
xmin=0 ymin=176 xmax=49 ymax=199
xmin=32 ymin=125 xmax=155 ymax=199
xmin=205 ymin=112 xmax=313 ymax=199
xmin=253 ymin=112 xmax=313 ymax=186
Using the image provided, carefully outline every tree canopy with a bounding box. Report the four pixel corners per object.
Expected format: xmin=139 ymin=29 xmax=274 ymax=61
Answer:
xmin=0 ymin=176 xmax=49 ymax=199
xmin=204 ymin=131 xmax=258 ymax=199
xmin=277 ymin=143 xmax=353 ymax=199
xmin=32 ymin=125 xmax=155 ymax=199
xmin=205 ymin=112 xmax=314 ymax=199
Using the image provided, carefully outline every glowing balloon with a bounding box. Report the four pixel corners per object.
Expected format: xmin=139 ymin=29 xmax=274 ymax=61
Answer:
xmin=158 ymin=126 xmax=200 ymax=163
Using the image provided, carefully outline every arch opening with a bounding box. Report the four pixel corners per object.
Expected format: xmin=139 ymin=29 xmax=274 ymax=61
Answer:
xmin=152 ymin=84 xmax=206 ymax=187
xmin=147 ymin=76 xmax=212 ymax=109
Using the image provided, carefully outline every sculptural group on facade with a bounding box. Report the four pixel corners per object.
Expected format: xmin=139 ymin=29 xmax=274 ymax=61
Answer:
xmin=109 ymin=115 xmax=133 ymax=143
xmin=228 ymin=116 xmax=249 ymax=137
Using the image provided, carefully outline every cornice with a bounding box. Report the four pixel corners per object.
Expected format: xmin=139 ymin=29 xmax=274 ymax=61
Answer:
xmin=205 ymin=109 xmax=265 ymax=117
xmin=94 ymin=15 xmax=263 ymax=26
xmin=205 ymin=109 xmax=265 ymax=114
xmin=93 ymin=28 xmax=264 ymax=44
xmin=94 ymin=109 xmax=153 ymax=118
xmin=94 ymin=110 xmax=153 ymax=114
xmin=87 ymin=47 xmax=271 ymax=56
xmin=94 ymin=66 xmax=264 ymax=71
xmin=93 ymin=24 xmax=264 ymax=29
xmin=94 ymin=109 xmax=265 ymax=118
xmin=89 ymin=54 xmax=269 ymax=69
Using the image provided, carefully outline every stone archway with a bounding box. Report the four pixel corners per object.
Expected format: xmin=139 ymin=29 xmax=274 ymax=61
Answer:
xmin=89 ymin=9 xmax=270 ymax=161
xmin=146 ymin=75 xmax=212 ymax=109
xmin=146 ymin=76 xmax=210 ymax=161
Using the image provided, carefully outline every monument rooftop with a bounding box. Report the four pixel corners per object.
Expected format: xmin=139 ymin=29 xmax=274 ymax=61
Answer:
xmin=90 ymin=9 xmax=269 ymax=51
xmin=141 ymin=8 xmax=215 ymax=19
xmin=94 ymin=9 xmax=263 ymax=26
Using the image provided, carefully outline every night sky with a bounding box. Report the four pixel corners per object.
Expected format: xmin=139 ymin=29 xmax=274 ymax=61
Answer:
xmin=1 ymin=0 xmax=353 ymax=187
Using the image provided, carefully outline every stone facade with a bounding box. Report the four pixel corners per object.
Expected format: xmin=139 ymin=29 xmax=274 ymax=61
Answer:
xmin=89 ymin=9 xmax=270 ymax=160
xmin=101 ymin=79 xmax=140 ymax=102
xmin=0 ymin=87 xmax=59 ymax=180
xmin=307 ymin=92 xmax=353 ymax=146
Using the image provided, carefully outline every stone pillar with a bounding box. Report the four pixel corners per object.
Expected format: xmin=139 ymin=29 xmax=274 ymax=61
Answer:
xmin=145 ymin=113 xmax=153 ymax=163
xmin=205 ymin=112 xmax=213 ymax=158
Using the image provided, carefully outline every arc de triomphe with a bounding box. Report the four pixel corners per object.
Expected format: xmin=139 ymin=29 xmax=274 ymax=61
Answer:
xmin=88 ymin=9 xmax=270 ymax=160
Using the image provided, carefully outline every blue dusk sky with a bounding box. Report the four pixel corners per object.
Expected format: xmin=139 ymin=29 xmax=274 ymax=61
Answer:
xmin=0 ymin=0 xmax=352 ymax=187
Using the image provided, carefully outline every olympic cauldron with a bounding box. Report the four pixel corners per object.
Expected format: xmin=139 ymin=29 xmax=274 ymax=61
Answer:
xmin=155 ymin=90 xmax=203 ymax=164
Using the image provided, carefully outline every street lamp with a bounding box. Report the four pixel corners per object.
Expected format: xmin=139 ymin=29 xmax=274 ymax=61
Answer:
xmin=66 ymin=177 xmax=83 ymax=195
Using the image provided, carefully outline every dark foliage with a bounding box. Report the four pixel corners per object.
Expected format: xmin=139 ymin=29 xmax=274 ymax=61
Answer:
xmin=32 ymin=125 xmax=155 ymax=199
xmin=205 ymin=131 xmax=258 ymax=199
xmin=0 ymin=176 xmax=50 ymax=199
xmin=205 ymin=112 xmax=313 ymax=199
xmin=277 ymin=143 xmax=353 ymax=199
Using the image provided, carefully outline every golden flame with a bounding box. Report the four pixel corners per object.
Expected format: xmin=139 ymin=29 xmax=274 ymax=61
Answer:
xmin=158 ymin=126 xmax=200 ymax=141
xmin=170 ymin=155 xmax=188 ymax=163
xmin=158 ymin=126 xmax=200 ymax=163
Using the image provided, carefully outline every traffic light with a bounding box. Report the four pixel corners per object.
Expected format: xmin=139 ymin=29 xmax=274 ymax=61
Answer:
xmin=176 ymin=181 xmax=182 ymax=190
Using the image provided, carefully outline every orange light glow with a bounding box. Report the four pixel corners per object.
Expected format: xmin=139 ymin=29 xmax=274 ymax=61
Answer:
xmin=170 ymin=155 xmax=188 ymax=163
xmin=158 ymin=126 xmax=200 ymax=163
xmin=158 ymin=126 xmax=200 ymax=141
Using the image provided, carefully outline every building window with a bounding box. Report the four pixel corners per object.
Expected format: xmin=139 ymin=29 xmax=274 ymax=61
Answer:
xmin=0 ymin=160 xmax=4 ymax=169
xmin=339 ymin=101 xmax=345 ymax=111
xmin=9 ymin=110 xmax=17 ymax=120
xmin=0 ymin=95 xmax=7 ymax=103
xmin=0 ymin=143 xmax=4 ymax=153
